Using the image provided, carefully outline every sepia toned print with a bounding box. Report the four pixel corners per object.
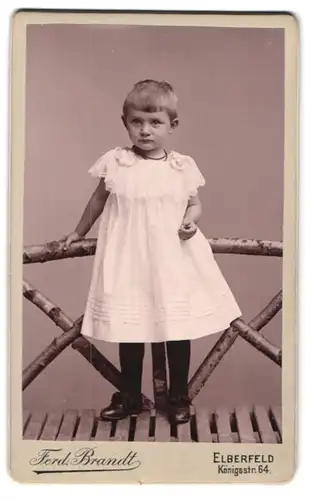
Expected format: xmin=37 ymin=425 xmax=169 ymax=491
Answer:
xmin=10 ymin=11 xmax=298 ymax=483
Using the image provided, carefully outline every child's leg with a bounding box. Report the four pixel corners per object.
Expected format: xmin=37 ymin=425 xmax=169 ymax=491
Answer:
xmin=166 ymin=339 xmax=190 ymax=397
xmin=166 ymin=340 xmax=191 ymax=424
xmin=100 ymin=342 xmax=145 ymax=421
xmin=119 ymin=342 xmax=145 ymax=399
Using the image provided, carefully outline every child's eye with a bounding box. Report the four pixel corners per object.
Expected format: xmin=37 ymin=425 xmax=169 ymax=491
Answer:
xmin=152 ymin=120 xmax=161 ymax=126
xmin=131 ymin=119 xmax=141 ymax=125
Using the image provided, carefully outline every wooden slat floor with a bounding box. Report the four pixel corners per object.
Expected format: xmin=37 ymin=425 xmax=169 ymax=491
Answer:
xmin=23 ymin=405 xmax=282 ymax=443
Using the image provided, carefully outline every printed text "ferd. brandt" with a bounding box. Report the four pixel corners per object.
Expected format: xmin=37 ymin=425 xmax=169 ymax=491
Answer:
xmin=30 ymin=447 xmax=141 ymax=472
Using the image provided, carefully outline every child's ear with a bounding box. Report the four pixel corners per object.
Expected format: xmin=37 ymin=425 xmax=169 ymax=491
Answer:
xmin=121 ymin=115 xmax=127 ymax=128
xmin=170 ymin=118 xmax=179 ymax=133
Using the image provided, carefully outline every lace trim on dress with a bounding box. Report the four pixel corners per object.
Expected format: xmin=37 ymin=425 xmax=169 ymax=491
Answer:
xmin=88 ymin=147 xmax=205 ymax=200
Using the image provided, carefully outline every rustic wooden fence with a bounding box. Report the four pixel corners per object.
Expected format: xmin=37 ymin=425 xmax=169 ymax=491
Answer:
xmin=22 ymin=237 xmax=282 ymax=443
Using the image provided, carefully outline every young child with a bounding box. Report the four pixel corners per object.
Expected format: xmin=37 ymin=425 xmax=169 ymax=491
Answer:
xmin=62 ymin=80 xmax=241 ymax=425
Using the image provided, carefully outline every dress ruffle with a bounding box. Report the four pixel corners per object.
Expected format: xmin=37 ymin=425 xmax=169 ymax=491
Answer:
xmin=88 ymin=147 xmax=205 ymax=201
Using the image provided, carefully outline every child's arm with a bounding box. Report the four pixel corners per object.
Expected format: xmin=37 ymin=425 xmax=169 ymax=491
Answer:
xmin=179 ymin=194 xmax=202 ymax=240
xmin=62 ymin=179 xmax=109 ymax=249
xmin=183 ymin=194 xmax=202 ymax=224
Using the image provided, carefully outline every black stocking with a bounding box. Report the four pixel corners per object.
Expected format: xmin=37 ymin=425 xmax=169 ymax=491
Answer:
xmin=119 ymin=343 xmax=145 ymax=398
xmin=166 ymin=340 xmax=191 ymax=398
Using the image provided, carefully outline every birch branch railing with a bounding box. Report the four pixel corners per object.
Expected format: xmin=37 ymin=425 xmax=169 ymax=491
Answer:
xmin=22 ymin=280 xmax=153 ymax=408
xmin=23 ymin=237 xmax=283 ymax=264
xmin=23 ymin=237 xmax=282 ymax=410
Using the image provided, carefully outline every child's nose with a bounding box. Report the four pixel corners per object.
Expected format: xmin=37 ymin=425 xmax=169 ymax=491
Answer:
xmin=141 ymin=123 xmax=150 ymax=135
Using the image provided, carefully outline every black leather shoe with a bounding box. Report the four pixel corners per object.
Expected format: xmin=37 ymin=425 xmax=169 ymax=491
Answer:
xmin=168 ymin=395 xmax=191 ymax=425
xmin=99 ymin=392 xmax=143 ymax=421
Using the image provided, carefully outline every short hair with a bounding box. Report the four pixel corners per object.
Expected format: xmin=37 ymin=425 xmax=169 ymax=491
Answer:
xmin=122 ymin=80 xmax=178 ymax=123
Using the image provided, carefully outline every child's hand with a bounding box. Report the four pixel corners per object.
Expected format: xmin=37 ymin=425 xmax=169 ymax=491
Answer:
xmin=178 ymin=220 xmax=197 ymax=240
xmin=59 ymin=231 xmax=82 ymax=250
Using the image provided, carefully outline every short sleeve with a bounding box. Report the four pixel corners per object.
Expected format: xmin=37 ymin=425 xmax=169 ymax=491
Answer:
xmin=185 ymin=156 xmax=205 ymax=197
xmin=88 ymin=149 xmax=116 ymax=177
xmin=88 ymin=149 xmax=119 ymax=192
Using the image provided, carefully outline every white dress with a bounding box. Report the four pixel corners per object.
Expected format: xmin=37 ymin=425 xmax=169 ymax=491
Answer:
xmin=81 ymin=147 xmax=241 ymax=343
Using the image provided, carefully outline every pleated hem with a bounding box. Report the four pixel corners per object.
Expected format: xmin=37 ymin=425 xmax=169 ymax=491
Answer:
xmin=81 ymin=307 xmax=242 ymax=343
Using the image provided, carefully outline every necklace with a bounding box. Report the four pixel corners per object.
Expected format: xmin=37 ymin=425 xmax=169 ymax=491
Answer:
xmin=133 ymin=147 xmax=168 ymax=161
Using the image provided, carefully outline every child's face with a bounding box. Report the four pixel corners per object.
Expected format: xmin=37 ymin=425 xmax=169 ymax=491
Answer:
xmin=123 ymin=108 xmax=178 ymax=154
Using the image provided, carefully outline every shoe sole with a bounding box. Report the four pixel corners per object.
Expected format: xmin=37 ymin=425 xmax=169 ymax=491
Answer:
xmin=99 ymin=410 xmax=143 ymax=422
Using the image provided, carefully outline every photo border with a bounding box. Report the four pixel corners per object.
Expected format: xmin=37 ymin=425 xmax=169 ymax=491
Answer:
xmin=9 ymin=10 xmax=299 ymax=483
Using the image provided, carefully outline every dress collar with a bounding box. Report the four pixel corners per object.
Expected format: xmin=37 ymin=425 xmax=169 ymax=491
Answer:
xmin=114 ymin=147 xmax=185 ymax=171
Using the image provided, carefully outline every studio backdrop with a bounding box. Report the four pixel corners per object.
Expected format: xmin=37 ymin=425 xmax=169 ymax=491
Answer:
xmin=23 ymin=24 xmax=283 ymax=412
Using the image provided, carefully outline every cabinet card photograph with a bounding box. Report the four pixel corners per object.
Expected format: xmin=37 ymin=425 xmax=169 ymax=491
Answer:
xmin=9 ymin=10 xmax=298 ymax=484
